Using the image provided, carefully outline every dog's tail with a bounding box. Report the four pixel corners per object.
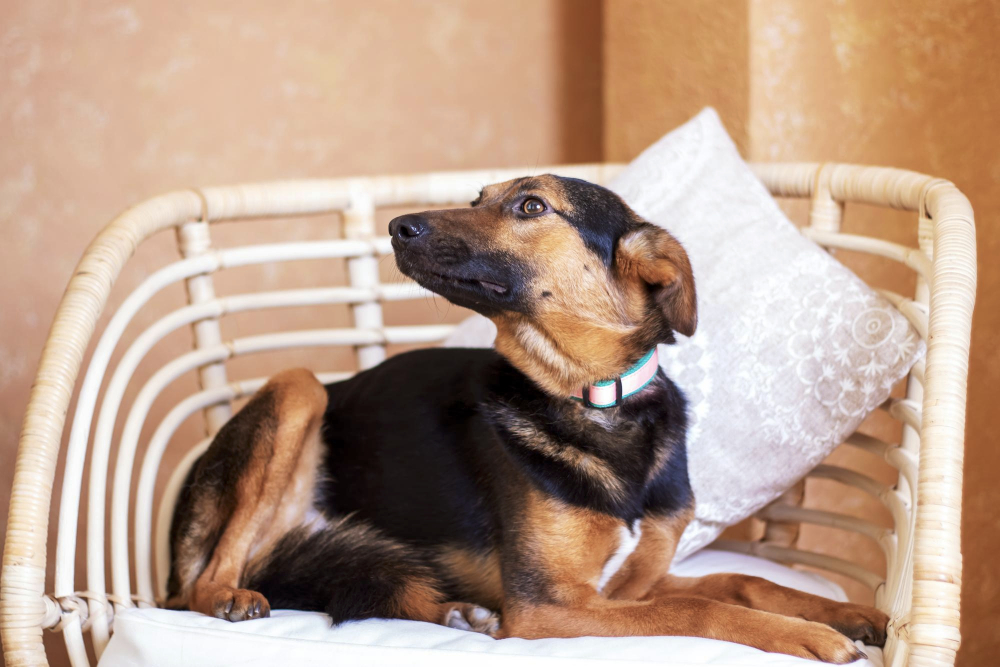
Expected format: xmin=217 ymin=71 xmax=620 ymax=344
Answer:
xmin=243 ymin=517 xmax=446 ymax=624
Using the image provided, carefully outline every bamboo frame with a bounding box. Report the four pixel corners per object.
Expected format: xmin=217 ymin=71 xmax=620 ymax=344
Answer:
xmin=0 ymin=163 xmax=974 ymax=667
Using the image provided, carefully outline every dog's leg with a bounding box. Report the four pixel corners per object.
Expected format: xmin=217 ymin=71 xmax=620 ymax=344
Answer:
xmin=181 ymin=368 xmax=328 ymax=621
xmin=240 ymin=516 xmax=500 ymax=635
xmin=644 ymin=573 xmax=888 ymax=646
xmin=598 ymin=511 xmax=887 ymax=646
xmin=500 ymin=590 xmax=866 ymax=663
xmin=171 ymin=369 xmax=497 ymax=632
xmin=502 ymin=496 xmax=865 ymax=662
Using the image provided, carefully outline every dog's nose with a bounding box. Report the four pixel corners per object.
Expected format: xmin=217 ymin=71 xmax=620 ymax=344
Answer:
xmin=389 ymin=214 xmax=427 ymax=242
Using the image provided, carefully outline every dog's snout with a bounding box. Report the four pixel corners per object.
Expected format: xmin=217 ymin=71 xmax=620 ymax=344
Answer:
xmin=389 ymin=214 xmax=427 ymax=242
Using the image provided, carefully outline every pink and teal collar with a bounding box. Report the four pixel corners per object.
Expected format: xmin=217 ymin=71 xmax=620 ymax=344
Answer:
xmin=570 ymin=348 xmax=660 ymax=409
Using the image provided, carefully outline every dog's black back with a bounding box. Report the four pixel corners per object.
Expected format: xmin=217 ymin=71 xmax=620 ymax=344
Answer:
xmin=320 ymin=347 xmax=691 ymax=542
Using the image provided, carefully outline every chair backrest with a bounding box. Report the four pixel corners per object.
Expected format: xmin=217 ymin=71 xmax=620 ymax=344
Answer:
xmin=1 ymin=162 xmax=975 ymax=667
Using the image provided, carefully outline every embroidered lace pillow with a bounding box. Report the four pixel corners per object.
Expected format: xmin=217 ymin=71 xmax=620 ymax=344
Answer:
xmin=443 ymin=107 xmax=924 ymax=561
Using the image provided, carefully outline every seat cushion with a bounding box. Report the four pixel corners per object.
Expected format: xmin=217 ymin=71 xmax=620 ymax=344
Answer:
xmin=100 ymin=549 xmax=881 ymax=666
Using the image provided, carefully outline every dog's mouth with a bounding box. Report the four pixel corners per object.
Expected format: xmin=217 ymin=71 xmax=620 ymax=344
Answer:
xmin=392 ymin=240 xmax=530 ymax=316
xmin=395 ymin=257 xmax=520 ymax=316
xmin=428 ymin=271 xmax=509 ymax=295
xmin=413 ymin=267 xmax=512 ymax=303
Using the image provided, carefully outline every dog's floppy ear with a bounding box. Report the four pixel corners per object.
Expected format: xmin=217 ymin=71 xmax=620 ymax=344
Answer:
xmin=616 ymin=223 xmax=697 ymax=337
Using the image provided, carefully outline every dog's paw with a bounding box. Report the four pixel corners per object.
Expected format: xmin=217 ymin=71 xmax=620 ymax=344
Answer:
xmin=769 ymin=619 xmax=868 ymax=663
xmin=210 ymin=587 xmax=271 ymax=622
xmin=822 ymin=602 xmax=889 ymax=647
xmin=442 ymin=602 xmax=500 ymax=637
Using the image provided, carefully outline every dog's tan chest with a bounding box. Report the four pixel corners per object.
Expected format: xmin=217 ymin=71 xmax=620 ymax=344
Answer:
xmin=599 ymin=510 xmax=694 ymax=600
xmin=595 ymin=519 xmax=642 ymax=593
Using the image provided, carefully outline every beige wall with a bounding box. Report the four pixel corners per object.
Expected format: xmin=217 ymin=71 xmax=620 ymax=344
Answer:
xmin=605 ymin=1 xmax=999 ymax=665
xmin=604 ymin=0 xmax=750 ymax=158
xmin=0 ymin=2 xmax=601 ymax=664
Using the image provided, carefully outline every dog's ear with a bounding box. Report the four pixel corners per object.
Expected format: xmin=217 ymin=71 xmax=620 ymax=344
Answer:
xmin=616 ymin=223 xmax=697 ymax=337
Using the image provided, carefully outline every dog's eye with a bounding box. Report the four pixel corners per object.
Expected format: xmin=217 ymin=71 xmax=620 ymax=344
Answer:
xmin=521 ymin=198 xmax=545 ymax=215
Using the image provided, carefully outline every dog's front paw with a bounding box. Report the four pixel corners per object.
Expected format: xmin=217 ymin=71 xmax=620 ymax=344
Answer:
xmin=770 ymin=619 xmax=868 ymax=663
xmin=441 ymin=602 xmax=500 ymax=637
xmin=814 ymin=601 xmax=888 ymax=647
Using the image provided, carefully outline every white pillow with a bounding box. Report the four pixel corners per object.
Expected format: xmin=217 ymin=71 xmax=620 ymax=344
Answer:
xmin=444 ymin=108 xmax=923 ymax=560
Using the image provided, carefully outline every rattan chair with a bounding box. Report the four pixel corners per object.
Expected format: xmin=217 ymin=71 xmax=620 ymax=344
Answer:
xmin=0 ymin=163 xmax=976 ymax=667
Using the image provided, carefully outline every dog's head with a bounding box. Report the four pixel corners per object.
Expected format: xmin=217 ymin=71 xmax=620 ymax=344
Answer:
xmin=390 ymin=175 xmax=696 ymax=394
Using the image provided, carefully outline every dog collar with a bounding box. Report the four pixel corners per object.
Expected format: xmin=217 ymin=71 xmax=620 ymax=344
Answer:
xmin=570 ymin=348 xmax=659 ymax=409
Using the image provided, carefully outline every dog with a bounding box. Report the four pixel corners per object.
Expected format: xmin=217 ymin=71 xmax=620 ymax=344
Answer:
xmin=167 ymin=174 xmax=887 ymax=662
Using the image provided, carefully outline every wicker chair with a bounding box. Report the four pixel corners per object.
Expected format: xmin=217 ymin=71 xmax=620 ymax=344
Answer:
xmin=0 ymin=163 xmax=976 ymax=667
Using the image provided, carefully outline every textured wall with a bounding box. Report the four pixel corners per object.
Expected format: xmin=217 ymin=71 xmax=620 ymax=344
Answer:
xmin=603 ymin=0 xmax=750 ymax=158
xmin=0 ymin=2 xmax=601 ymax=664
xmin=605 ymin=1 xmax=999 ymax=665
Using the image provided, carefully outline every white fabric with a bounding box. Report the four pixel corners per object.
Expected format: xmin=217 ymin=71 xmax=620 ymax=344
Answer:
xmin=443 ymin=108 xmax=924 ymax=560
xmin=101 ymin=550 xmax=881 ymax=667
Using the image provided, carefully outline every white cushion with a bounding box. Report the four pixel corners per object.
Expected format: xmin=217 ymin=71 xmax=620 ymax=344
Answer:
xmin=100 ymin=550 xmax=880 ymax=667
xmin=443 ymin=108 xmax=924 ymax=560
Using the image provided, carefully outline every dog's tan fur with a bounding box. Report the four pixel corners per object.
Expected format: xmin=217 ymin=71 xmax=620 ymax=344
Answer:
xmin=185 ymin=368 xmax=327 ymax=621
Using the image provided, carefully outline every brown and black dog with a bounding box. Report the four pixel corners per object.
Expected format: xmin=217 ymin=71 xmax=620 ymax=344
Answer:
xmin=167 ymin=175 xmax=887 ymax=662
